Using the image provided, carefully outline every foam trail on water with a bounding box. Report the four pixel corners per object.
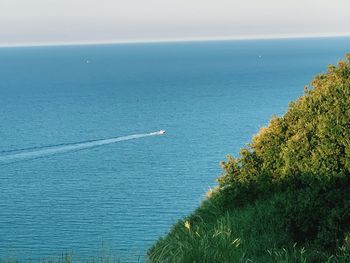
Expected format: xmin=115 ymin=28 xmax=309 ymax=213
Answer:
xmin=0 ymin=131 xmax=164 ymax=165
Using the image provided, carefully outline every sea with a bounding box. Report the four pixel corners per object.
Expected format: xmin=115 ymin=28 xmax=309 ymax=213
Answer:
xmin=0 ymin=37 xmax=349 ymax=261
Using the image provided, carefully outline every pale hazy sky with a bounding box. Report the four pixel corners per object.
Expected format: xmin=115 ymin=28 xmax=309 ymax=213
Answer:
xmin=1 ymin=0 xmax=350 ymax=46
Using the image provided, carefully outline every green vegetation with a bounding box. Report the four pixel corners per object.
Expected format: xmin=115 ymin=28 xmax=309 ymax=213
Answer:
xmin=148 ymin=54 xmax=350 ymax=262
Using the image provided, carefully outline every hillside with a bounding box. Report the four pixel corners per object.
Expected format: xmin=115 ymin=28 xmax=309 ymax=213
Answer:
xmin=148 ymin=54 xmax=350 ymax=262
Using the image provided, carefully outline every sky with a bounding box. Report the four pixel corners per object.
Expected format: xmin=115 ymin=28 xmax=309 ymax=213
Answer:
xmin=1 ymin=0 xmax=350 ymax=46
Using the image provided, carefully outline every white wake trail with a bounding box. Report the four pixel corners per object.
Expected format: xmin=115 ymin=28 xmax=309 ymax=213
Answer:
xmin=0 ymin=131 xmax=164 ymax=165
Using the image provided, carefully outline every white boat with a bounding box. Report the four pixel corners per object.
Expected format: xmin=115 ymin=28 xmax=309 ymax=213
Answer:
xmin=159 ymin=130 xmax=166 ymax=135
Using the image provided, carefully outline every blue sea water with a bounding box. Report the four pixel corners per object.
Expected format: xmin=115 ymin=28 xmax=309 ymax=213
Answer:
xmin=0 ymin=37 xmax=349 ymax=261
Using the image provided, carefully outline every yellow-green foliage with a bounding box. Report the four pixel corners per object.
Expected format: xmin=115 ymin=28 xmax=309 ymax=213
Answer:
xmin=216 ymin=54 xmax=350 ymax=248
xmin=149 ymin=54 xmax=350 ymax=262
xmin=219 ymin=53 xmax=350 ymax=191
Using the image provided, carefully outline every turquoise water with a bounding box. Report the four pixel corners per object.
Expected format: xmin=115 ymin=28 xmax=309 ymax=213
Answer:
xmin=0 ymin=38 xmax=349 ymax=261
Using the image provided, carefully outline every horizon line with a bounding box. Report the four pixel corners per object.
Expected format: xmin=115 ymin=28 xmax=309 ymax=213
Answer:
xmin=1 ymin=33 xmax=350 ymax=48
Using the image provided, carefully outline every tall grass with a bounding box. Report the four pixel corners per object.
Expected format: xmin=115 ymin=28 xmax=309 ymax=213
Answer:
xmin=148 ymin=194 xmax=350 ymax=262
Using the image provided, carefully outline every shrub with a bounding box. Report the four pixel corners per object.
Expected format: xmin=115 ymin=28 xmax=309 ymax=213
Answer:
xmin=149 ymin=54 xmax=350 ymax=262
xmin=216 ymin=54 xmax=350 ymax=248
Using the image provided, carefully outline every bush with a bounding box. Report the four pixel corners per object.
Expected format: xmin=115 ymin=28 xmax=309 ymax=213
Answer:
xmin=220 ymin=54 xmax=350 ymax=186
xmin=216 ymin=54 xmax=350 ymax=248
xmin=149 ymin=54 xmax=350 ymax=262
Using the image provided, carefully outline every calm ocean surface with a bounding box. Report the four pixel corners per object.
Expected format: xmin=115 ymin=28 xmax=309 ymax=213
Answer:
xmin=0 ymin=37 xmax=349 ymax=261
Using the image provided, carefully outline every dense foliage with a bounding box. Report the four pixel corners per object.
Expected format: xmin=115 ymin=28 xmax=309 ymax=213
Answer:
xmin=149 ymin=54 xmax=350 ymax=262
xmin=217 ymin=54 xmax=350 ymax=248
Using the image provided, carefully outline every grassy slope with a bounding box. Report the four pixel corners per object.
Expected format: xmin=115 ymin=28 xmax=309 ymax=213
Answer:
xmin=148 ymin=54 xmax=350 ymax=262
